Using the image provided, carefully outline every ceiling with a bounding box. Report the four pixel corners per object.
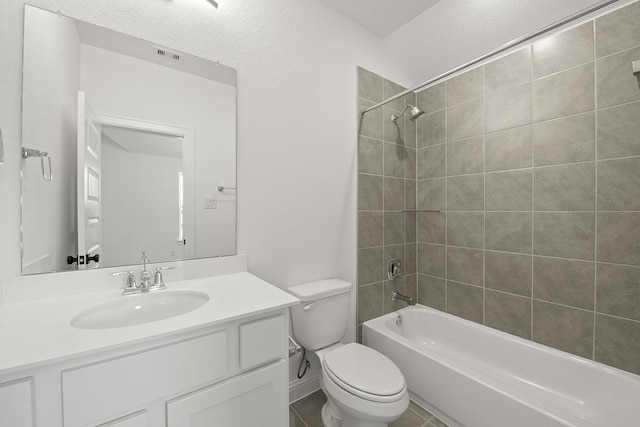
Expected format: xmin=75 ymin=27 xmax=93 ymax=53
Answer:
xmin=75 ymin=19 xmax=237 ymax=86
xmin=315 ymin=0 xmax=441 ymax=38
xmin=102 ymin=126 xmax=183 ymax=159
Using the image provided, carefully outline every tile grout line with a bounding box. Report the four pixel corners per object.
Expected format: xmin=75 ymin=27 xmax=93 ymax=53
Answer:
xmin=595 ymin=40 xmax=640 ymax=61
xmin=533 ymin=57 xmax=595 ymax=82
xmin=289 ymin=404 xmax=310 ymax=427
xmin=530 ymin=42 xmax=536 ymax=341
xmin=414 ymin=92 xmax=420 ymax=303
xmin=420 ymin=270 xmax=640 ymax=325
xmin=482 ymin=63 xmax=487 ymax=326
xmin=407 ymin=403 xmax=434 ymax=423
xmin=597 ymin=98 xmax=640 ymax=113
xmin=592 ymin=18 xmax=599 ymax=361
xmin=415 ymin=97 xmax=640 ymax=148
xmin=379 ymin=244 xmax=640 ymax=270
xmin=444 ymin=80 xmax=449 ymax=313
xmin=415 ymin=148 xmax=640 ymax=178
xmin=595 ymin=311 xmax=640 ymax=325
xmin=381 ymin=78 xmax=387 ymax=317
xmin=356 ymin=93 xmax=362 ymax=328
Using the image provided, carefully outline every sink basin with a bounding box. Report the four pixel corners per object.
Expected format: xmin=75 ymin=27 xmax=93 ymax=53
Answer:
xmin=71 ymin=291 xmax=209 ymax=330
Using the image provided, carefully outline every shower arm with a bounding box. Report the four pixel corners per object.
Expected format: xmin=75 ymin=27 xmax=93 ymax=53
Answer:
xmin=361 ymin=0 xmax=620 ymax=115
xmin=390 ymin=105 xmax=412 ymax=122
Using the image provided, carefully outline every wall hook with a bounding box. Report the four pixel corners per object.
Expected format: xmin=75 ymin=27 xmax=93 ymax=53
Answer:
xmin=0 ymin=126 xmax=4 ymax=164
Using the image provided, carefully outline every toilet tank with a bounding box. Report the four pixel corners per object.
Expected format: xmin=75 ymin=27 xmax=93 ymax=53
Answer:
xmin=287 ymin=279 xmax=352 ymax=351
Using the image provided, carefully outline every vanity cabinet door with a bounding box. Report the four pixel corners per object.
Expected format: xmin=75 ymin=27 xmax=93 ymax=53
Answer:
xmin=0 ymin=378 xmax=33 ymax=427
xmin=98 ymin=411 xmax=147 ymax=427
xmin=167 ymin=359 xmax=287 ymax=427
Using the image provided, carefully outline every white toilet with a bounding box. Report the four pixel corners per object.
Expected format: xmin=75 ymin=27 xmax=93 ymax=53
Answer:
xmin=288 ymin=279 xmax=409 ymax=427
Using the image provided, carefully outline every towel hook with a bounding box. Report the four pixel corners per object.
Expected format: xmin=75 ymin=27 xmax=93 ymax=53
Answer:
xmin=217 ymin=185 xmax=236 ymax=192
xmin=22 ymin=147 xmax=53 ymax=182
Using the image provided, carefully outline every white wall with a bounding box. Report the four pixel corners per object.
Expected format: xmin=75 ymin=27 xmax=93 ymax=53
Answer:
xmin=80 ymin=44 xmax=236 ymax=260
xmin=101 ymin=139 xmax=183 ymax=267
xmin=385 ymin=0 xmax=636 ymax=84
xmin=21 ymin=6 xmax=80 ymax=274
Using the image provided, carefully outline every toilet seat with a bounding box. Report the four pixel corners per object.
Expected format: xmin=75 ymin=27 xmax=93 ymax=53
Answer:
xmin=323 ymin=343 xmax=406 ymax=403
xmin=321 ymin=368 xmax=409 ymax=424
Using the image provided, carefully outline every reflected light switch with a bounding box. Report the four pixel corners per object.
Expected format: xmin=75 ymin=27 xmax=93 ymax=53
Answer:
xmin=204 ymin=197 xmax=217 ymax=209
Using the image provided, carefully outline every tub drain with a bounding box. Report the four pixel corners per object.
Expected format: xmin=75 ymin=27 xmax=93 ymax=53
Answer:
xmin=396 ymin=315 xmax=403 ymax=327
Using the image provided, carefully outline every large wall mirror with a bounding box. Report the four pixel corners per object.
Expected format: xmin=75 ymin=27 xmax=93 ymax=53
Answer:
xmin=21 ymin=5 xmax=237 ymax=275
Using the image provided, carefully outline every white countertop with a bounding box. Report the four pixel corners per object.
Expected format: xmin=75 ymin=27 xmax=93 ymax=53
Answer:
xmin=0 ymin=272 xmax=299 ymax=377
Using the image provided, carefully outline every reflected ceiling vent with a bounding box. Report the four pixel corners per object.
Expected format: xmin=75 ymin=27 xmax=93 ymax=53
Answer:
xmin=154 ymin=46 xmax=184 ymax=63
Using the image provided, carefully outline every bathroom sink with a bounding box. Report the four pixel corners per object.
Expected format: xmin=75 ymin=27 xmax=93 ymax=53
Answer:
xmin=70 ymin=291 xmax=209 ymax=330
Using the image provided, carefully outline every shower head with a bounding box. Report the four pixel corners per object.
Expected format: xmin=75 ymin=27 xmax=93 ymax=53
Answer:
xmin=391 ymin=105 xmax=425 ymax=122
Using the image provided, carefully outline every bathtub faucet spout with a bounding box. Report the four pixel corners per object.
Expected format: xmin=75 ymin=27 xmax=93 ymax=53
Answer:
xmin=392 ymin=290 xmax=415 ymax=306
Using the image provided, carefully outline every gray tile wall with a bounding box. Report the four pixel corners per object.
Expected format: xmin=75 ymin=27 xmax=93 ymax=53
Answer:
xmin=357 ymin=67 xmax=419 ymax=341
xmin=357 ymin=1 xmax=640 ymax=376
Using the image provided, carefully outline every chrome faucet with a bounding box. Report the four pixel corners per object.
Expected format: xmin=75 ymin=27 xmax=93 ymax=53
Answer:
xmin=140 ymin=251 xmax=153 ymax=290
xmin=111 ymin=252 xmax=174 ymax=295
xmin=392 ymin=290 xmax=415 ymax=306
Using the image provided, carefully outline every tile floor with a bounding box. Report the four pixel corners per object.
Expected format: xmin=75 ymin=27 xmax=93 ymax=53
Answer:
xmin=289 ymin=390 xmax=450 ymax=427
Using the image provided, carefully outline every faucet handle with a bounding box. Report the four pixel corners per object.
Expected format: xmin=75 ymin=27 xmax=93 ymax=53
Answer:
xmin=153 ymin=266 xmax=174 ymax=288
xmin=112 ymin=270 xmax=138 ymax=294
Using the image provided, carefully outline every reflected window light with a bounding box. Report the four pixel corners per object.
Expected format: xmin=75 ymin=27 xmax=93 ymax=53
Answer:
xmin=533 ymin=36 xmax=555 ymax=52
xmin=178 ymin=172 xmax=184 ymax=244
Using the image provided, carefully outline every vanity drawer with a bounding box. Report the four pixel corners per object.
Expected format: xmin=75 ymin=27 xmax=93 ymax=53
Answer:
xmin=62 ymin=331 xmax=226 ymax=427
xmin=239 ymin=314 xmax=285 ymax=369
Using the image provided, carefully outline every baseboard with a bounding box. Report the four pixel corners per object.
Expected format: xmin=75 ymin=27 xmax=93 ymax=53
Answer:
xmin=289 ymin=373 xmax=320 ymax=404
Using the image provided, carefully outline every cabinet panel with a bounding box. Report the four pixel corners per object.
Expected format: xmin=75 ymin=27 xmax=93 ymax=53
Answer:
xmin=99 ymin=410 xmax=147 ymax=427
xmin=0 ymin=378 xmax=33 ymax=427
xmin=240 ymin=314 xmax=285 ymax=369
xmin=167 ymin=360 xmax=287 ymax=427
xmin=63 ymin=330 xmax=226 ymax=427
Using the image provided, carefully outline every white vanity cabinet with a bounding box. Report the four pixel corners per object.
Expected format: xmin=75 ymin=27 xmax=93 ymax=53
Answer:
xmin=0 ymin=309 xmax=290 ymax=427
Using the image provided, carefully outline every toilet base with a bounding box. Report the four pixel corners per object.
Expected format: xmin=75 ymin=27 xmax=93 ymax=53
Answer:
xmin=321 ymin=399 xmax=342 ymax=427
xmin=320 ymin=395 xmax=391 ymax=427
xmin=342 ymin=413 xmax=389 ymax=427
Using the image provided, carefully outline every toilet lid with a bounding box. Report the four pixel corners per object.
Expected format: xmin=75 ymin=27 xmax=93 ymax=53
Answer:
xmin=323 ymin=343 xmax=406 ymax=400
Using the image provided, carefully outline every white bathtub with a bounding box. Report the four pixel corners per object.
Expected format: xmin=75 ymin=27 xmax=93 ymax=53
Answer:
xmin=363 ymin=305 xmax=640 ymax=427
